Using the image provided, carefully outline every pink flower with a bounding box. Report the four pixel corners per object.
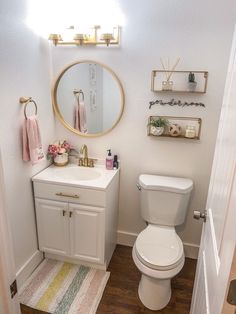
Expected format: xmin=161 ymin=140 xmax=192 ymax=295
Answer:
xmin=59 ymin=148 xmax=66 ymax=154
xmin=61 ymin=141 xmax=71 ymax=152
xmin=47 ymin=140 xmax=72 ymax=160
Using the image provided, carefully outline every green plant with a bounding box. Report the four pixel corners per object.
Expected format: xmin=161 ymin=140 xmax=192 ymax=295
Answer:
xmin=188 ymin=72 xmax=195 ymax=83
xmin=148 ymin=117 xmax=169 ymax=128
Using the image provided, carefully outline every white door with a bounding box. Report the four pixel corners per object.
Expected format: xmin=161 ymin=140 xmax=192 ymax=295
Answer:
xmin=0 ymin=150 xmax=20 ymax=314
xmin=190 ymin=26 xmax=236 ymax=314
xmin=69 ymin=203 xmax=104 ymax=263
xmin=35 ymin=199 xmax=70 ymax=256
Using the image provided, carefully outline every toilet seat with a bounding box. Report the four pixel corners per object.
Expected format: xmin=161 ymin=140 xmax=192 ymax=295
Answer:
xmin=135 ymin=225 xmax=184 ymax=271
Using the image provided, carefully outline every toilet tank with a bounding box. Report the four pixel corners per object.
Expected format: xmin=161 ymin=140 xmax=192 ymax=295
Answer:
xmin=138 ymin=174 xmax=193 ymax=226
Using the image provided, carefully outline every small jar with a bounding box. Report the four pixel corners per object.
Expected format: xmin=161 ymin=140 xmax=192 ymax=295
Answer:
xmin=185 ymin=125 xmax=196 ymax=138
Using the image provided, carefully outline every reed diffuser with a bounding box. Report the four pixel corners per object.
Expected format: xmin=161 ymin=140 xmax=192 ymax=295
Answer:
xmin=160 ymin=57 xmax=180 ymax=91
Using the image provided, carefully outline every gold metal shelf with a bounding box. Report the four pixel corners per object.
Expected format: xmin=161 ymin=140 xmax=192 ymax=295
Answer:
xmin=151 ymin=70 xmax=208 ymax=94
xmin=151 ymin=90 xmax=206 ymax=94
xmin=147 ymin=116 xmax=202 ymax=140
xmin=148 ymin=133 xmax=200 ymax=140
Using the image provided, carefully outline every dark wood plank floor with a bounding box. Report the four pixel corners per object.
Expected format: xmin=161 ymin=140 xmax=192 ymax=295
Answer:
xmin=21 ymin=245 xmax=197 ymax=314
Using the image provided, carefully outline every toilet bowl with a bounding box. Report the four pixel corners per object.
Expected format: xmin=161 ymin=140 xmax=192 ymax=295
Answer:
xmin=132 ymin=224 xmax=185 ymax=310
xmin=133 ymin=174 xmax=193 ymax=310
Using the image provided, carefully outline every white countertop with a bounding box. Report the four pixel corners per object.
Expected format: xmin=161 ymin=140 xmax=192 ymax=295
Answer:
xmin=32 ymin=164 xmax=119 ymax=190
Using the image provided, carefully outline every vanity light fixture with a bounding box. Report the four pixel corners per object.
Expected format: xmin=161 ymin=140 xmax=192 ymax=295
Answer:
xmin=48 ymin=34 xmax=63 ymax=46
xmin=100 ymin=33 xmax=114 ymax=46
xmin=48 ymin=25 xmax=120 ymax=47
xmin=73 ymin=33 xmax=86 ymax=45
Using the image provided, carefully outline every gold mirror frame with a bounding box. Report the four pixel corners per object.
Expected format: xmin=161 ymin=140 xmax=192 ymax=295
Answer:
xmin=52 ymin=60 xmax=125 ymax=137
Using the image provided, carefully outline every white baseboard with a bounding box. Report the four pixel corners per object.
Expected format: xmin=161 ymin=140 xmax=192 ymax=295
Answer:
xmin=44 ymin=253 xmax=106 ymax=270
xmin=117 ymin=230 xmax=138 ymax=247
xmin=182 ymin=242 xmax=199 ymax=259
xmin=117 ymin=230 xmax=199 ymax=259
xmin=16 ymin=250 xmax=44 ymax=290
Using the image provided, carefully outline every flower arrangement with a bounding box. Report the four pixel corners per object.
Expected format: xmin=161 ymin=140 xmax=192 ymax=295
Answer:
xmin=47 ymin=140 xmax=72 ymax=160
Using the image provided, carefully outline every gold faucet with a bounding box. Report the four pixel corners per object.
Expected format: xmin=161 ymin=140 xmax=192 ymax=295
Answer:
xmin=79 ymin=144 xmax=95 ymax=167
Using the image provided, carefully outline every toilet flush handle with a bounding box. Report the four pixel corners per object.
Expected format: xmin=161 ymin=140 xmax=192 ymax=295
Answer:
xmin=136 ymin=183 xmax=141 ymax=191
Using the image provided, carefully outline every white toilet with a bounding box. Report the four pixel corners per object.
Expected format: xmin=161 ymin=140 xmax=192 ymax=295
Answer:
xmin=133 ymin=174 xmax=193 ymax=311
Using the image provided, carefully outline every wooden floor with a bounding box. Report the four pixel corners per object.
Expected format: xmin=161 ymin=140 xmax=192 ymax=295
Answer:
xmin=21 ymin=245 xmax=197 ymax=314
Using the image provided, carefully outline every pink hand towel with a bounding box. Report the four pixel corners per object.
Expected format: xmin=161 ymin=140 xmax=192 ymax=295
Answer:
xmin=22 ymin=115 xmax=45 ymax=165
xmin=74 ymin=100 xmax=87 ymax=133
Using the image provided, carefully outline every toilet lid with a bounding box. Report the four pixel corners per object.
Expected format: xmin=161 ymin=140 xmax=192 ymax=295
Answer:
xmin=135 ymin=225 xmax=184 ymax=270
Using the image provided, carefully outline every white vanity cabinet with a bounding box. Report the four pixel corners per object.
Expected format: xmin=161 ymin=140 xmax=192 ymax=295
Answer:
xmin=35 ymin=199 xmax=104 ymax=264
xmin=69 ymin=203 xmax=104 ymax=263
xmin=35 ymin=199 xmax=70 ymax=256
xmin=32 ymin=165 xmax=119 ymax=269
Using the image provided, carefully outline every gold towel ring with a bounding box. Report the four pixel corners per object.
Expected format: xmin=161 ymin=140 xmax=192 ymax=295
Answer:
xmin=73 ymin=89 xmax=84 ymax=103
xmin=19 ymin=97 xmax=38 ymax=119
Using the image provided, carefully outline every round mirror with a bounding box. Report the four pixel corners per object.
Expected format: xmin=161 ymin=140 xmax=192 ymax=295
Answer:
xmin=53 ymin=60 xmax=125 ymax=137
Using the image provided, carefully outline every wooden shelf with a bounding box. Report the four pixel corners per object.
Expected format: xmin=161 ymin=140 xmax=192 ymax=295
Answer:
xmin=148 ymin=116 xmax=202 ymax=140
xmin=151 ymin=70 xmax=208 ymax=94
xmin=151 ymin=90 xmax=205 ymax=94
xmin=148 ymin=133 xmax=199 ymax=140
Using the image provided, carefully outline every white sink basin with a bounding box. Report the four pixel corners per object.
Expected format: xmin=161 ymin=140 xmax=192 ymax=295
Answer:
xmin=53 ymin=166 xmax=101 ymax=181
xmin=32 ymin=164 xmax=119 ymax=190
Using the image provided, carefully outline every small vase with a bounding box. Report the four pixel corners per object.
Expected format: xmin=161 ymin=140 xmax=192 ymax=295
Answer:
xmin=54 ymin=153 xmax=68 ymax=166
xmin=162 ymin=80 xmax=173 ymax=91
xmin=188 ymin=82 xmax=197 ymax=92
xmin=150 ymin=126 xmax=164 ymax=136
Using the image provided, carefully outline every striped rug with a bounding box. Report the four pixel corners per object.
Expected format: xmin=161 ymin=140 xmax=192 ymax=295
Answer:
xmin=19 ymin=259 xmax=110 ymax=314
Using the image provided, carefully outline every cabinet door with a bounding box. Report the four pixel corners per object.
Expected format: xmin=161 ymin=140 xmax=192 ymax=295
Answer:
xmin=69 ymin=203 xmax=105 ymax=264
xmin=35 ymin=199 xmax=69 ymax=256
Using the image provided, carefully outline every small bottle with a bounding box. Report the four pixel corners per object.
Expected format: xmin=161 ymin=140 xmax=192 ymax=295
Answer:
xmin=185 ymin=125 xmax=196 ymax=138
xmin=106 ymin=149 xmax=113 ymax=170
xmin=113 ymin=155 xmax=119 ymax=169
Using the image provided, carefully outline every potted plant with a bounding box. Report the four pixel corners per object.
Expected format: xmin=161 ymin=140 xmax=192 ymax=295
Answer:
xmin=148 ymin=118 xmax=169 ymax=136
xmin=47 ymin=140 xmax=72 ymax=166
xmin=188 ymin=72 xmax=197 ymax=91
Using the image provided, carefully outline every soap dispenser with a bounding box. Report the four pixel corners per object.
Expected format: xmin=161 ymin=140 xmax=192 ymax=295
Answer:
xmin=106 ymin=149 xmax=113 ymax=170
xmin=113 ymin=155 xmax=119 ymax=169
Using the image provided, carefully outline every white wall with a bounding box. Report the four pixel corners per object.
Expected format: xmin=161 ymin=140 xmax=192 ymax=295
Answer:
xmin=51 ymin=0 xmax=236 ymax=252
xmin=0 ymin=0 xmax=54 ymax=277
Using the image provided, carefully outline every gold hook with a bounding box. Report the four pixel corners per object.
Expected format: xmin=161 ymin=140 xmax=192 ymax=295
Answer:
xmin=73 ymin=89 xmax=84 ymax=102
xmin=19 ymin=96 xmax=32 ymax=104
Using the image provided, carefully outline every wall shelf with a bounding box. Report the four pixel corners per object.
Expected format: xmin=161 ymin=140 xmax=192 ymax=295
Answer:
xmin=151 ymin=70 xmax=208 ymax=94
xmin=148 ymin=116 xmax=202 ymax=140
